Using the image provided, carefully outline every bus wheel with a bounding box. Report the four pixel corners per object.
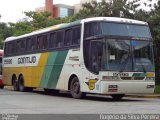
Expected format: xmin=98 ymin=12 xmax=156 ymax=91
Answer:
xmin=13 ymin=79 xmax=19 ymax=91
xmin=18 ymin=76 xmax=26 ymax=92
xmin=111 ymin=94 xmax=125 ymax=100
xmin=70 ymin=77 xmax=86 ymax=99
xmin=0 ymin=85 xmax=4 ymax=89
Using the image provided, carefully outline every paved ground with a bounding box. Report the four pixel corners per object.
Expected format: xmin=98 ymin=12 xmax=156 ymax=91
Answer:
xmin=0 ymin=88 xmax=160 ymax=114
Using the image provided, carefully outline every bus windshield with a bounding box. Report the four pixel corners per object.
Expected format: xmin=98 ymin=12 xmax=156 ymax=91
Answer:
xmin=101 ymin=22 xmax=151 ymax=38
xmin=84 ymin=39 xmax=154 ymax=74
xmin=84 ymin=22 xmax=151 ymax=39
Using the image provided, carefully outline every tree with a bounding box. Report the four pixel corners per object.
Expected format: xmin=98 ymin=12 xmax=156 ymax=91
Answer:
xmin=73 ymin=0 xmax=141 ymax=20
xmin=0 ymin=23 xmax=13 ymax=47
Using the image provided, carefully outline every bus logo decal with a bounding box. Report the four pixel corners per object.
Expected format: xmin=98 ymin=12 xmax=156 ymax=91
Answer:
xmin=85 ymin=79 xmax=98 ymax=90
xmin=18 ymin=56 xmax=36 ymax=64
xmin=4 ymin=59 xmax=12 ymax=64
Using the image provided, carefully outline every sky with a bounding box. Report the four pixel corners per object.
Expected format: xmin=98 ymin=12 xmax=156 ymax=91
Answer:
xmin=0 ymin=0 xmax=80 ymax=23
xmin=0 ymin=0 xmax=155 ymax=23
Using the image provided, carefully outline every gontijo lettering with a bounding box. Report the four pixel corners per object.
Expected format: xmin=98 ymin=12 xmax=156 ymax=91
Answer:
xmin=18 ymin=56 xmax=36 ymax=64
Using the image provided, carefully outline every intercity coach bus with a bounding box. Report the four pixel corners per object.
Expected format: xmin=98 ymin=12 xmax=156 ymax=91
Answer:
xmin=3 ymin=17 xmax=155 ymax=99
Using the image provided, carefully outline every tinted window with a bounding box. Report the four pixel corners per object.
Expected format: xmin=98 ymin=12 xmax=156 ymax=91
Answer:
xmin=64 ymin=29 xmax=72 ymax=46
xmin=43 ymin=35 xmax=48 ymax=49
xmin=101 ymin=22 xmax=151 ymax=38
xmin=26 ymin=37 xmax=36 ymax=51
xmin=26 ymin=38 xmax=32 ymax=51
xmin=16 ymin=40 xmax=21 ymax=53
xmin=37 ymin=36 xmax=43 ymax=50
xmin=73 ymin=27 xmax=81 ymax=45
xmin=56 ymin=31 xmax=63 ymax=48
xmin=84 ymin=22 xmax=101 ymax=38
xmin=20 ymin=39 xmax=26 ymax=52
xmin=49 ymin=32 xmax=57 ymax=48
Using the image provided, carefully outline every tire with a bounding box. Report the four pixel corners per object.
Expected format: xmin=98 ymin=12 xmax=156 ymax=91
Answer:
xmin=18 ymin=76 xmax=26 ymax=92
xmin=70 ymin=77 xmax=86 ymax=99
xmin=0 ymin=85 xmax=4 ymax=89
xmin=13 ymin=79 xmax=19 ymax=91
xmin=111 ymin=94 xmax=125 ymax=100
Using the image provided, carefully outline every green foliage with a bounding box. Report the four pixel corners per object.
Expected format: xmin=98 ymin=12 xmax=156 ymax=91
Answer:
xmin=155 ymin=84 xmax=160 ymax=93
xmin=73 ymin=0 xmax=141 ymax=20
xmin=0 ymin=22 xmax=13 ymax=48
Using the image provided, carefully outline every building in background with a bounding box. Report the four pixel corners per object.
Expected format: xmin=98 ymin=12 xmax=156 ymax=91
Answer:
xmin=35 ymin=0 xmax=95 ymax=18
xmin=36 ymin=0 xmax=74 ymax=18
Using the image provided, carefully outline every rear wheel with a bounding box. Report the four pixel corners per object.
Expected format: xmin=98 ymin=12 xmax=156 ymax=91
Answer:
xmin=18 ymin=76 xmax=26 ymax=92
xmin=70 ymin=77 xmax=86 ymax=99
xmin=111 ymin=94 xmax=125 ymax=100
xmin=13 ymin=78 xmax=19 ymax=91
xmin=0 ymin=85 xmax=4 ymax=89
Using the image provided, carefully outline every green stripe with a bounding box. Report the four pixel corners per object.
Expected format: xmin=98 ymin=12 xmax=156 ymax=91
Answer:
xmin=40 ymin=50 xmax=68 ymax=89
xmin=132 ymin=73 xmax=146 ymax=77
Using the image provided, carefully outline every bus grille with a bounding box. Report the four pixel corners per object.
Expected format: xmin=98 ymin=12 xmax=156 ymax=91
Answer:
xmin=120 ymin=77 xmax=145 ymax=80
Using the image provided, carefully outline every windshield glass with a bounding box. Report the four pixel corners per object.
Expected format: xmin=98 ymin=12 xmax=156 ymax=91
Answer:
xmin=83 ymin=39 xmax=154 ymax=74
xmin=132 ymin=41 xmax=154 ymax=72
xmin=101 ymin=22 xmax=151 ymax=38
xmin=84 ymin=22 xmax=151 ymax=39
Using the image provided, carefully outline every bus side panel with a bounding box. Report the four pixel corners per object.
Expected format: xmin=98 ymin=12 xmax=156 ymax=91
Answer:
xmin=28 ymin=53 xmax=49 ymax=87
xmin=2 ymin=53 xmax=49 ymax=87
xmin=40 ymin=50 xmax=68 ymax=89
xmin=56 ymin=49 xmax=81 ymax=90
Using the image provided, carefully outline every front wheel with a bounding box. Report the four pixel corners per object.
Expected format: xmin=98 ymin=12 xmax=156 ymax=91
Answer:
xmin=70 ymin=77 xmax=86 ymax=99
xmin=111 ymin=94 xmax=125 ymax=100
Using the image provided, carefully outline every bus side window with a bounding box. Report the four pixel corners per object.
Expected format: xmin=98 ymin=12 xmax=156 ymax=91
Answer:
xmin=73 ymin=27 xmax=81 ymax=45
xmin=43 ymin=34 xmax=48 ymax=49
xmin=49 ymin=32 xmax=56 ymax=49
xmin=64 ymin=29 xmax=72 ymax=46
xmin=26 ymin=38 xmax=32 ymax=51
xmin=4 ymin=43 xmax=8 ymax=56
xmin=20 ymin=39 xmax=26 ymax=53
xmin=37 ymin=36 xmax=43 ymax=50
xmin=12 ymin=41 xmax=16 ymax=54
xmin=56 ymin=31 xmax=63 ymax=48
xmin=16 ymin=40 xmax=21 ymax=54
xmin=31 ymin=37 xmax=37 ymax=51
xmin=8 ymin=42 xmax=12 ymax=56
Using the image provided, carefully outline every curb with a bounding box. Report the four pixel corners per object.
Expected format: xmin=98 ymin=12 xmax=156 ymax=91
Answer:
xmin=126 ymin=94 xmax=160 ymax=98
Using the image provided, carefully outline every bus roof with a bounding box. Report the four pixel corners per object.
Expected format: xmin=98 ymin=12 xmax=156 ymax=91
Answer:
xmin=5 ymin=20 xmax=81 ymax=42
xmin=5 ymin=17 xmax=148 ymax=42
xmin=82 ymin=17 xmax=148 ymax=25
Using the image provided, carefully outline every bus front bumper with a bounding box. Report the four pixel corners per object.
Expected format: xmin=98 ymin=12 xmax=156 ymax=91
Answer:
xmin=100 ymin=81 xmax=155 ymax=94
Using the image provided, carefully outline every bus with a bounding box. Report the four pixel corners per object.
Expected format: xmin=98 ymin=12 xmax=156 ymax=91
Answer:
xmin=2 ymin=17 xmax=155 ymax=99
xmin=0 ymin=49 xmax=4 ymax=89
